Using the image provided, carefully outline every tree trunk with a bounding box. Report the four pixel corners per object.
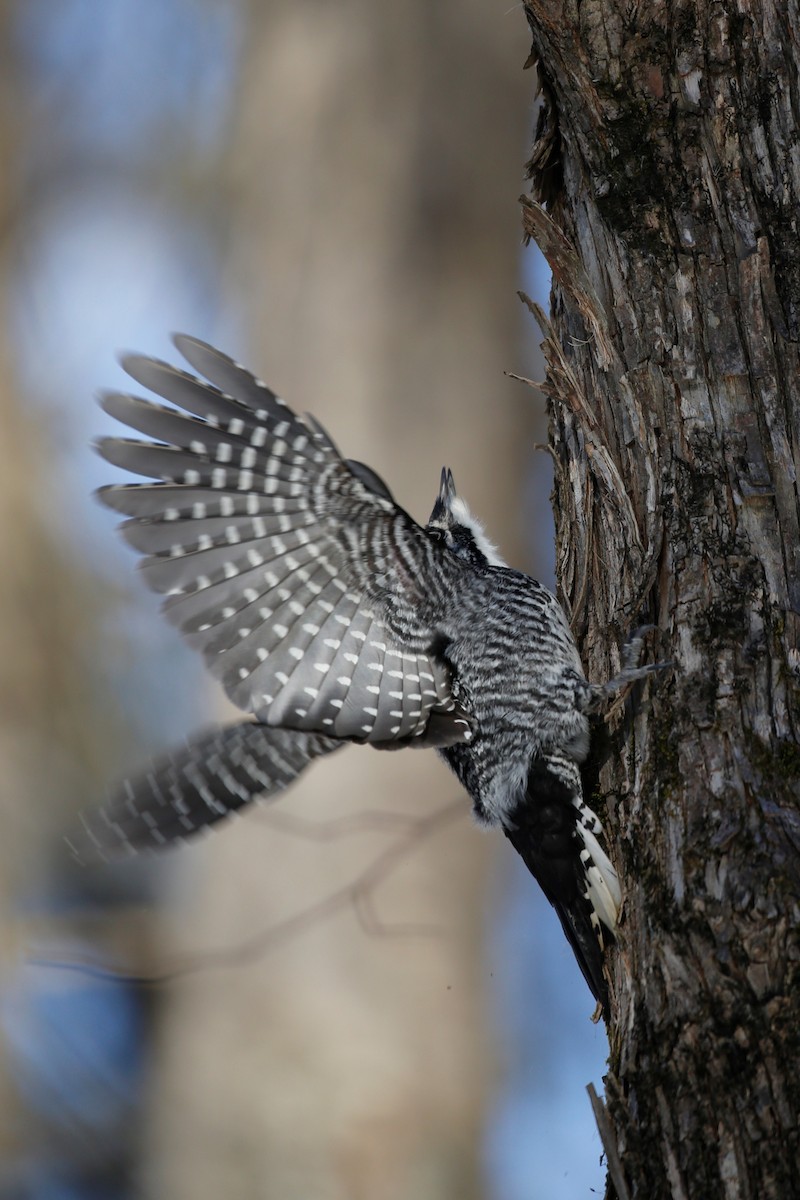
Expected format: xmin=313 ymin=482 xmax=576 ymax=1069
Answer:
xmin=145 ymin=5 xmax=531 ymax=1199
xmin=521 ymin=2 xmax=800 ymax=1197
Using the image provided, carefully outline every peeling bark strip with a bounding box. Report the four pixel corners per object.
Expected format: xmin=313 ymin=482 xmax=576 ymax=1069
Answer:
xmin=520 ymin=3 xmax=800 ymax=1198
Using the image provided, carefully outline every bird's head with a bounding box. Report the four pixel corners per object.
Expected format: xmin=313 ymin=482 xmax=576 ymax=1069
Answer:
xmin=426 ymin=467 xmax=506 ymax=568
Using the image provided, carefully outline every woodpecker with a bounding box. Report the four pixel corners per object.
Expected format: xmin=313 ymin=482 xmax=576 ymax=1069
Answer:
xmin=76 ymin=336 xmax=662 ymax=1012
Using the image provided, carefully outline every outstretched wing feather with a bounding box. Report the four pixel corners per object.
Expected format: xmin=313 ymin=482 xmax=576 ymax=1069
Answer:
xmin=69 ymin=723 xmax=342 ymax=860
xmin=97 ymin=336 xmax=462 ymax=747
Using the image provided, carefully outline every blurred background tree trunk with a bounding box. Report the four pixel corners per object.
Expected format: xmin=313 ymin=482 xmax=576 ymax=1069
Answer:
xmin=144 ymin=4 xmax=532 ymax=1198
xmin=0 ymin=9 xmax=144 ymax=1186
xmin=522 ymin=1 xmax=800 ymax=1197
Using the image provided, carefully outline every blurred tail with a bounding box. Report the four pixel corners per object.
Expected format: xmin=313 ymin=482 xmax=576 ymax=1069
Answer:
xmin=68 ymin=723 xmax=341 ymax=862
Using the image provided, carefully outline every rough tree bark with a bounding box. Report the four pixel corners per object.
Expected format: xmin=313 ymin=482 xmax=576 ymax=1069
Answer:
xmin=521 ymin=2 xmax=800 ymax=1198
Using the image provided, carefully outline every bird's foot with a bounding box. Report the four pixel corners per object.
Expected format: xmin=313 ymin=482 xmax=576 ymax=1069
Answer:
xmin=581 ymin=627 xmax=671 ymax=714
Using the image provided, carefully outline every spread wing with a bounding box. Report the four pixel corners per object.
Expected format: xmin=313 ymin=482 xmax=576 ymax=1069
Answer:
xmin=68 ymin=724 xmax=343 ymax=861
xmin=97 ymin=335 xmax=470 ymax=747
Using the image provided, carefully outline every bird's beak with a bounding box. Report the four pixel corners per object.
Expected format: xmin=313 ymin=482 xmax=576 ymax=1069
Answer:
xmin=428 ymin=466 xmax=456 ymax=525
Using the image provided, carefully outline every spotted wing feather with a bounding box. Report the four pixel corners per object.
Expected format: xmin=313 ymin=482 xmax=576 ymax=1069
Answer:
xmin=96 ymin=337 xmax=463 ymax=747
xmin=69 ymin=723 xmax=341 ymax=861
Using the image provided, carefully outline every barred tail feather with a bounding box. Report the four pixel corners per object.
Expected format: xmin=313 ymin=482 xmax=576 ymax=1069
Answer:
xmin=550 ymin=897 xmax=612 ymax=1014
xmin=69 ymin=723 xmax=341 ymax=862
xmin=578 ymin=824 xmax=621 ymax=933
xmin=502 ymin=755 xmax=619 ymax=1013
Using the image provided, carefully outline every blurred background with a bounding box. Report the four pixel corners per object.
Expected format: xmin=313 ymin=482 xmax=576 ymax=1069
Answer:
xmin=0 ymin=2 xmax=610 ymax=1197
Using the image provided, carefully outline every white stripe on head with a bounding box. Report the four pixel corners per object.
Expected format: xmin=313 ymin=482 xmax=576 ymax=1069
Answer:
xmin=447 ymin=495 xmax=506 ymax=567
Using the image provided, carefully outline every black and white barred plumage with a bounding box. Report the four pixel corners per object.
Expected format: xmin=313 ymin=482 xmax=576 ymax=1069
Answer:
xmin=75 ymin=335 xmax=661 ymax=1012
